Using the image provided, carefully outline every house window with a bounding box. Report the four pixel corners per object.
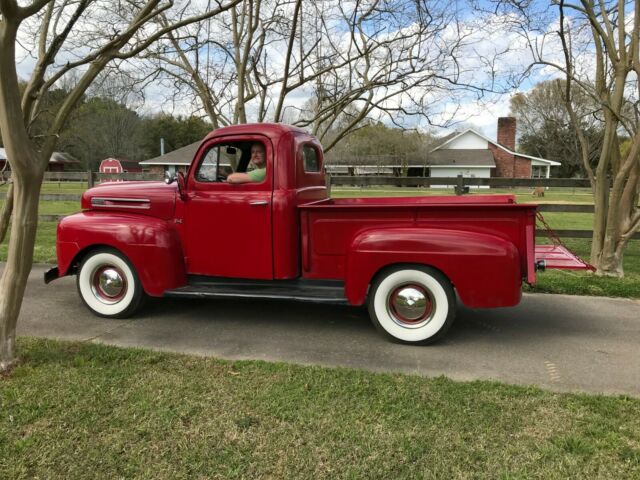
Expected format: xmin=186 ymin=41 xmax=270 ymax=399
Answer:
xmin=532 ymin=166 xmax=545 ymax=178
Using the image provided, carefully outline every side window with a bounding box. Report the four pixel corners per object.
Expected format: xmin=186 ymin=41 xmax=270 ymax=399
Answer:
xmin=195 ymin=145 xmax=242 ymax=182
xmin=303 ymin=145 xmax=320 ymax=173
xmin=196 ymin=147 xmax=219 ymax=182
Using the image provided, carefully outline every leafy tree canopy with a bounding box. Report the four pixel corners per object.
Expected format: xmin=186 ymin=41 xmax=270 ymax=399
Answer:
xmin=2 ymin=86 xmax=214 ymax=170
xmin=139 ymin=114 xmax=212 ymax=160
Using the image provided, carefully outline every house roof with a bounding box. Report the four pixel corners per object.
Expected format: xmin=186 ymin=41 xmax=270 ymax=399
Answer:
xmin=433 ymin=129 xmax=562 ymax=166
xmin=427 ymin=149 xmax=495 ymax=167
xmin=428 ymin=131 xmax=459 ymax=151
xmin=50 ymin=152 xmax=80 ymax=164
xmin=0 ymin=148 xmax=79 ymax=164
xmin=515 ymin=152 xmax=562 ymax=166
xmin=121 ymin=160 xmax=142 ymax=170
xmin=140 ymin=141 xmax=201 ymax=166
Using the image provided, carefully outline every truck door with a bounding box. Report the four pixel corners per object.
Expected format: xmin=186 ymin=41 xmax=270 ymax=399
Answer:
xmin=184 ymin=136 xmax=273 ymax=279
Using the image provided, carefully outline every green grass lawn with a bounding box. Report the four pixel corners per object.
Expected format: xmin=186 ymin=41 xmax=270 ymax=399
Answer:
xmin=0 ymin=222 xmax=58 ymax=264
xmin=1 ymin=338 xmax=639 ymax=479
xmin=332 ymin=186 xmax=596 ymax=204
xmin=36 ymin=201 xmax=81 ymax=216
xmin=0 ymin=181 xmax=88 ymax=194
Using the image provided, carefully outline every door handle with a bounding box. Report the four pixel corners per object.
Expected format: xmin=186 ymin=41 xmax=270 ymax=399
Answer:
xmin=249 ymin=200 xmax=269 ymax=206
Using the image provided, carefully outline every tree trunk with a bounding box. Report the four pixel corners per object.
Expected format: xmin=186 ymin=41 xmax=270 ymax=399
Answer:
xmin=0 ymin=183 xmax=14 ymax=242
xmin=589 ymin=163 xmax=639 ymax=277
xmin=0 ymin=168 xmax=43 ymax=371
xmin=594 ymin=232 xmax=625 ymax=277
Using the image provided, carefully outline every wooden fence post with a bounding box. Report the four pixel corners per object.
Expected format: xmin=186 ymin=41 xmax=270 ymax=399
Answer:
xmin=455 ymin=175 xmax=464 ymax=195
xmin=87 ymin=170 xmax=94 ymax=189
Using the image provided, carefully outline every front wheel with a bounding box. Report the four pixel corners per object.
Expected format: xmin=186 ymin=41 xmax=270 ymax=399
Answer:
xmin=77 ymin=248 xmax=145 ymax=318
xmin=367 ymin=266 xmax=455 ymax=345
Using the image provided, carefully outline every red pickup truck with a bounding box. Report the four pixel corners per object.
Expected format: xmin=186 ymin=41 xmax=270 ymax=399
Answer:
xmin=46 ymin=123 xmax=589 ymax=344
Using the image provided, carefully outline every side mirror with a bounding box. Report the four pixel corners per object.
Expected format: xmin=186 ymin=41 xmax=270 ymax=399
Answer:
xmin=164 ymin=171 xmax=187 ymax=200
xmin=164 ymin=170 xmax=176 ymax=185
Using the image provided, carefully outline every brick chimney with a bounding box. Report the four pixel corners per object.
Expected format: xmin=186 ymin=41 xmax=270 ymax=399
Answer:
xmin=489 ymin=116 xmax=530 ymax=178
xmin=497 ymin=117 xmax=516 ymax=151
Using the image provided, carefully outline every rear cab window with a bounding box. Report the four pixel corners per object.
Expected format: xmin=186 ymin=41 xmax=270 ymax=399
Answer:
xmin=295 ymin=140 xmax=326 ymax=191
xmin=303 ymin=145 xmax=320 ymax=173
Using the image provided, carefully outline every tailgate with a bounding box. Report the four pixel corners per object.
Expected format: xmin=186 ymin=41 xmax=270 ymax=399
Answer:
xmin=535 ymin=244 xmax=595 ymax=271
xmin=534 ymin=210 xmax=594 ymax=272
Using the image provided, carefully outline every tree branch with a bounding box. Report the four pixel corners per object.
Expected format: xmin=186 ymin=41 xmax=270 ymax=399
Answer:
xmin=273 ymin=0 xmax=301 ymax=121
xmin=23 ymin=0 xmax=90 ymax=127
xmin=16 ymin=0 xmax=51 ymax=20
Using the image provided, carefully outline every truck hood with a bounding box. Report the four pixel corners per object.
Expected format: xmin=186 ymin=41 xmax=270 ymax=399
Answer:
xmin=81 ymin=181 xmax=177 ymax=220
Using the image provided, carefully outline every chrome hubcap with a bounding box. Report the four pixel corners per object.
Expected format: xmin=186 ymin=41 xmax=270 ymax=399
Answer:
xmin=387 ymin=284 xmax=434 ymax=328
xmin=91 ymin=266 xmax=127 ymax=303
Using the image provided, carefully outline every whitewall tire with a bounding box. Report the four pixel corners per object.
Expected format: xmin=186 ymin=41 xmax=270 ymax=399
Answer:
xmin=77 ymin=248 xmax=145 ymax=318
xmin=367 ymin=266 xmax=455 ymax=344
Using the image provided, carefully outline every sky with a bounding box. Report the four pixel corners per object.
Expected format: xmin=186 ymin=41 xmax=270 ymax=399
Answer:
xmin=10 ymin=0 xmax=591 ymax=143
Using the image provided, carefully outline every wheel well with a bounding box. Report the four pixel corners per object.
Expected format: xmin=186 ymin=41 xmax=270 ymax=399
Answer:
xmin=66 ymin=244 xmax=119 ymax=275
xmin=369 ymin=263 xmax=454 ymax=291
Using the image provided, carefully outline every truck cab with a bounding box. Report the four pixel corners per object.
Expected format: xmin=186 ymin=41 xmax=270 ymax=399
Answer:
xmin=178 ymin=123 xmax=328 ymax=280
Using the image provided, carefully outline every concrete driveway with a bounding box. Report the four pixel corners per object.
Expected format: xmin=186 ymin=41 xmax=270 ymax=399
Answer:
xmin=17 ymin=264 xmax=640 ymax=397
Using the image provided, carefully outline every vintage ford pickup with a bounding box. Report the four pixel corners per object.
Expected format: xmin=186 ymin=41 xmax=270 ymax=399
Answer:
xmin=45 ymin=123 xmax=590 ymax=344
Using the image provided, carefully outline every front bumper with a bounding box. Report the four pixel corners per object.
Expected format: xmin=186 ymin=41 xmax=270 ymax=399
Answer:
xmin=44 ymin=267 xmax=60 ymax=284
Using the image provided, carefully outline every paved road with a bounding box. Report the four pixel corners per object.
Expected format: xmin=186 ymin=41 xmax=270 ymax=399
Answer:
xmin=17 ymin=265 xmax=640 ymax=397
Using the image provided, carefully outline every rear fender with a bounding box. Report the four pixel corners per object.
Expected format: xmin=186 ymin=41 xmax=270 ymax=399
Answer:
xmin=345 ymin=228 xmax=521 ymax=308
xmin=56 ymin=212 xmax=186 ymax=296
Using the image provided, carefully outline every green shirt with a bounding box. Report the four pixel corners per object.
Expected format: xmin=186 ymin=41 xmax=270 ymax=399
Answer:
xmin=247 ymin=168 xmax=266 ymax=182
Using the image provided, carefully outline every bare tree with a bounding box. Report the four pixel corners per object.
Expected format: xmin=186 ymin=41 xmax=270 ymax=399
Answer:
xmin=0 ymin=0 xmax=241 ymax=372
xmin=502 ymin=0 xmax=640 ymax=277
xmin=146 ymin=0 xmax=504 ymax=151
xmin=510 ymin=79 xmax=603 ymax=177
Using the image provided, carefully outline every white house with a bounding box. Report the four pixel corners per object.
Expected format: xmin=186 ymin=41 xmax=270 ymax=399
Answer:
xmin=428 ymin=117 xmax=561 ymax=187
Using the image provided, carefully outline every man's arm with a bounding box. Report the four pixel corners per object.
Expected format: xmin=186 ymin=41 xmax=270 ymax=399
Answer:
xmin=226 ymin=172 xmax=253 ymax=184
xmin=227 ymin=168 xmax=265 ymax=184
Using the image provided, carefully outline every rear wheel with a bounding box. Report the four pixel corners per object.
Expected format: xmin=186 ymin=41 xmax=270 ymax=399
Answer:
xmin=77 ymin=248 xmax=145 ymax=318
xmin=367 ymin=265 xmax=455 ymax=345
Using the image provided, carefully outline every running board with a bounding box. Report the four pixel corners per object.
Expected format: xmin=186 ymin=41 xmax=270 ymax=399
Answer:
xmin=164 ymin=276 xmax=349 ymax=304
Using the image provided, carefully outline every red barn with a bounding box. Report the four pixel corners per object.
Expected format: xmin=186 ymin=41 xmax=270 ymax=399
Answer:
xmin=99 ymin=158 xmax=123 ymax=173
xmin=99 ymin=158 xmax=142 ymax=173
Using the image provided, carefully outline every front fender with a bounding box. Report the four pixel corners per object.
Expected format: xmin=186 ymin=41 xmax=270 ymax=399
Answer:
xmin=56 ymin=212 xmax=186 ymax=296
xmin=345 ymin=228 xmax=521 ymax=308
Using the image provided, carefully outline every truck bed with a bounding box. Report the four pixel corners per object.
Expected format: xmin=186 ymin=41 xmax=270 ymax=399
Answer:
xmin=298 ymin=194 xmax=538 ymax=308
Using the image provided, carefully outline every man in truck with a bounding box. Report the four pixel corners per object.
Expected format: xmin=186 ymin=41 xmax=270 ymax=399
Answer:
xmin=226 ymin=142 xmax=266 ymax=184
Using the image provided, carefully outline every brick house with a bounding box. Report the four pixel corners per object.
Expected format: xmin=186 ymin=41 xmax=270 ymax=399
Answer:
xmin=427 ymin=117 xmax=561 ymax=183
